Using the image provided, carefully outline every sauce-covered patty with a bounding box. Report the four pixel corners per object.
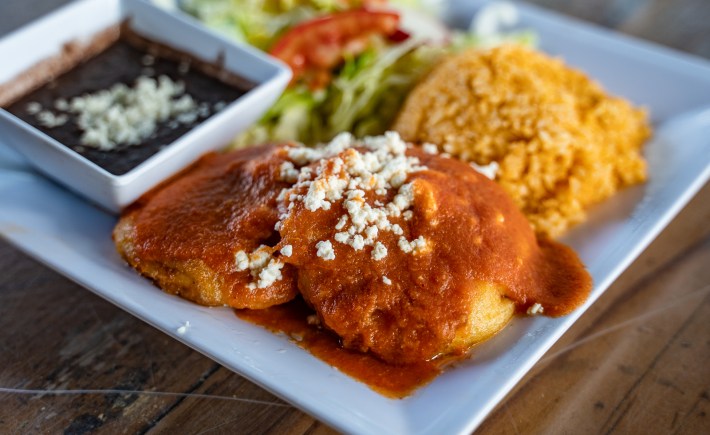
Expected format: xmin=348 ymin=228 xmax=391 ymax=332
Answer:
xmin=274 ymin=132 xmax=591 ymax=363
xmin=114 ymin=132 xmax=592 ymax=365
xmin=114 ymin=145 xmax=298 ymax=309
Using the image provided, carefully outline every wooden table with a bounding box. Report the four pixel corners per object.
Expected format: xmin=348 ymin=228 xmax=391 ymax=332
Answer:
xmin=1 ymin=1 xmax=708 ymax=433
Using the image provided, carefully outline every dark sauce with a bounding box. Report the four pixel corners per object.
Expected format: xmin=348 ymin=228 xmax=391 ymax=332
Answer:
xmin=236 ymin=298 xmax=443 ymax=398
xmin=5 ymin=28 xmax=254 ymax=175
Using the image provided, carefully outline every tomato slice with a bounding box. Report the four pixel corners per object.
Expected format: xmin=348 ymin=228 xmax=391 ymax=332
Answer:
xmin=270 ymin=9 xmax=402 ymax=88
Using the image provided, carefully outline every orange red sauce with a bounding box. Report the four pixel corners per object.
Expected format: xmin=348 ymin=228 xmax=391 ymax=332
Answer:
xmin=237 ymin=298 xmax=443 ymax=398
xmin=117 ymin=142 xmax=592 ymax=394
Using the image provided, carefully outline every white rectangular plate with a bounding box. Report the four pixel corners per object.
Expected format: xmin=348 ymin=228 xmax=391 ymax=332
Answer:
xmin=2 ymin=2 xmax=710 ymax=433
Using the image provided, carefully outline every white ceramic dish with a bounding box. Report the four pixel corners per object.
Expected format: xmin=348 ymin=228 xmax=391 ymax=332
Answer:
xmin=1 ymin=1 xmax=710 ymax=434
xmin=0 ymin=0 xmax=290 ymax=213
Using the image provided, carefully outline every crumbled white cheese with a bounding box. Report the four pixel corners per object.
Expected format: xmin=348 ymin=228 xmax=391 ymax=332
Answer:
xmin=26 ymin=102 xmax=42 ymax=115
xmin=176 ymin=110 xmax=198 ymax=125
xmin=411 ymin=236 xmax=427 ymax=251
xmin=372 ymin=242 xmax=388 ymax=261
xmin=197 ymin=102 xmax=210 ymax=118
xmin=470 ymin=161 xmax=500 ymax=180
xmin=234 ymin=246 xmax=284 ymax=288
xmin=235 ymin=250 xmax=249 ymax=271
xmin=365 ymin=225 xmax=378 ymax=241
xmin=527 ymin=303 xmax=544 ymax=315
xmin=390 ymin=171 xmax=407 ymax=188
xmin=335 ymin=215 xmax=348 ymax=230
xmin=280 ymin=245 xmax=293 ymax=257
xmin=398 ymin=235 xmax=427 ymax=254
xmin=256 ymin=259 xmax=284 ymax=288
xmin=316 ymin=240 xmax=335 ymax=260
xmin=248 ymin=247 xmax=271 ymax=270
xmin=350 ymin=234 xmax=365 ymax=250
xmin=393 ymin=183 xmax=415 ymax=210
xmin=276 ymin=132 xmax=433 ymax=264
xmin=398 ymin=236 xmax=413 ymax=254
xmin=54 ymin=98 xmax=69 ymax=111
xmin=176 ymin=321 xmax=191 ymax=335
xmin=303 ymin=179 xmax=331 ymax=212
xmin=422 ymin=143 xmax=439 ymax=154
xmin=382 ymin=276 xmax=392 ymax=285
xmin=334 ymin=232 xmax=350 ymax=244
xmin=279 ymin=161 xmax=299 ymax=183
xmin=37 ymin=110 xmax=68 ymax=128
xmin=29 ymin=75 xmax=214 ymax=151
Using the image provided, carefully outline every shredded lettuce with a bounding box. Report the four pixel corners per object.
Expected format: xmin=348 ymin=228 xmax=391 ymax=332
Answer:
xmin=177 ymin=0 xmax=536 ymax=147
xmin=234 ymin=38 xmax=445 ymax=147
xmin=233 ymin=29 xmax=535 ymax=147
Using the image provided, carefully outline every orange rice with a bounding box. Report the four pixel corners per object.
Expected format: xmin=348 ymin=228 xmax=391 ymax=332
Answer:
xmin=393 ymin=44 xmax=651 ymax=238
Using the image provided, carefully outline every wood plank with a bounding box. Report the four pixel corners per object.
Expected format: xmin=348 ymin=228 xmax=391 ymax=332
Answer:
xmin=142 ymin=367 xmax=321 ymax=435
xmin=0 ymin=250 xmax=221 ymax=433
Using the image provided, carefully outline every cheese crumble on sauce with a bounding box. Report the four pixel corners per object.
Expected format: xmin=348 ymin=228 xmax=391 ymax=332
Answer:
xmin=234 ymin=245 xmax=284 ymax=290
xmin=277 ymin=132 xmax=430 ymax=261
xmin=236 ymin=131 xmax=435 ymax=289
xmin=26 ymin=75 xmax=227 ymax=151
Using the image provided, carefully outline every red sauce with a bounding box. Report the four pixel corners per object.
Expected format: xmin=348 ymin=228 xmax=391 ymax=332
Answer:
xmin=115 ymin=146 xmax=298 ymax=309
xmin=236 ymin=298 xmax=443 ymax=398
xmin=277 ymin=147 xmax=592 ymax=364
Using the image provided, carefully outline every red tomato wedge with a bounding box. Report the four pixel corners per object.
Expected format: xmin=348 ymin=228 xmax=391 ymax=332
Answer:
xmin=269 ymin=9 xmax=402 ymax=88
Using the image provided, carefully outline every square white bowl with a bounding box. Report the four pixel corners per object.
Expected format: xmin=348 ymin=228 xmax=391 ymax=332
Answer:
xmin=0 ymin=0 xmax=291 ymax=213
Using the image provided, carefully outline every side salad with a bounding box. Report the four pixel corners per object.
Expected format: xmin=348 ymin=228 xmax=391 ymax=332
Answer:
xmin=160 ymin=0 xmax=533 ymax=146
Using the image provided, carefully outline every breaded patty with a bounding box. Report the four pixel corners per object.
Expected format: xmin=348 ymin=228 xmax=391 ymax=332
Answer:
xmin=114 ymin=145 xmax=298 ymax=309
xmin=393 ymin=44 xmax=651 ymax=238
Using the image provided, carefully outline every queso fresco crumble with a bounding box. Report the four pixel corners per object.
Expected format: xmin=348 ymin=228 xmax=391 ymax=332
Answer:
xmin=26 ymin=74 xmax=227 ymax=151
xmin=234 ymin=131 xmax=436 ymax=290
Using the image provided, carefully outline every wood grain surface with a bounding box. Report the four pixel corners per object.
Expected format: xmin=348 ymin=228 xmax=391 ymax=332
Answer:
xmin=1 ymin=1 xmax=709 ymax=434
